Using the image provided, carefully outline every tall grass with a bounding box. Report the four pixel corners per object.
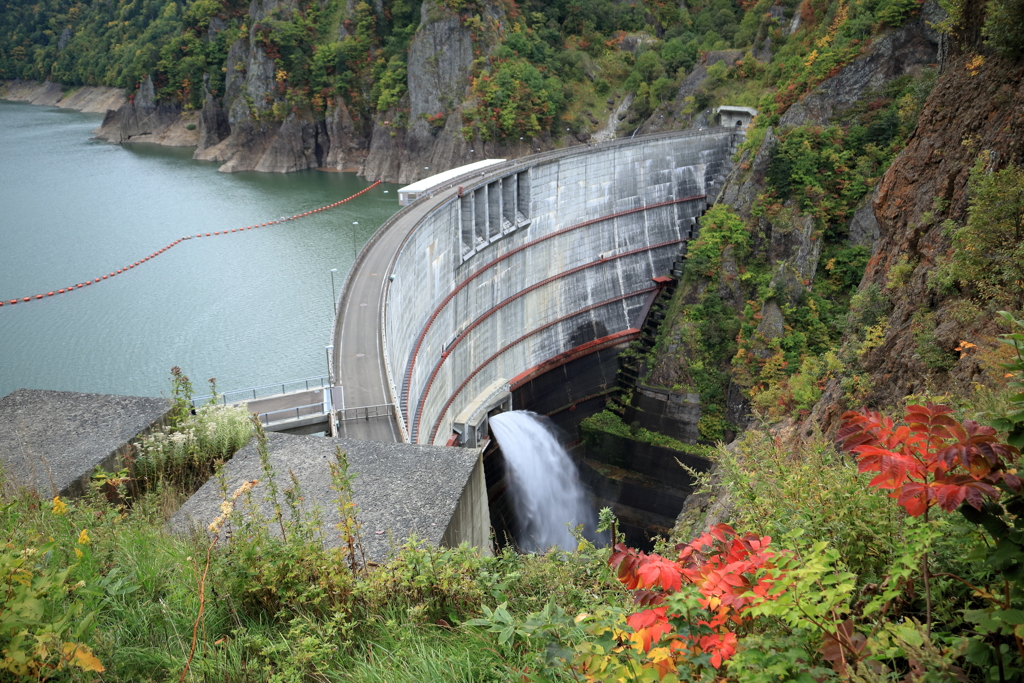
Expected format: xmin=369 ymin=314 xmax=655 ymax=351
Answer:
xmin=0 ymin=409 xmax=626 ymax=681
xmin=132 ymin=403 xmax=253 ymax=495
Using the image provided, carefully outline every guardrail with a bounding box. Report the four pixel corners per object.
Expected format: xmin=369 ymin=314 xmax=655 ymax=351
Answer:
xmin=332 ymin=127 xmax=745 ymax=443
xmin=257 ymin=402 xmax=326 ymax=426
xmin=191 ymin=375 xmax=330 ymax=407
xmin=336 ymin=404 xmax=395 ymax=422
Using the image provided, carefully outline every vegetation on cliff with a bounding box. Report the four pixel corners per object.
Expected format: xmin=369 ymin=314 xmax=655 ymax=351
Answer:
xmin=4 ymin=0 xmax=1024 ymax=678
xmin=3 ymin=317 xmax=1024 ymax=680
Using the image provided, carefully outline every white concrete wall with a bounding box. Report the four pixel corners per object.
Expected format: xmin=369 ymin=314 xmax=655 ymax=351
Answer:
xmin=385 ymin=130 xmax=740 ymax=444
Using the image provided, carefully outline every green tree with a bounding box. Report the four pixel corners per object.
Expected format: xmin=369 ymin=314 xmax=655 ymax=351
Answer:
xmin=943 ymin=151 xmax=1024 ymax=309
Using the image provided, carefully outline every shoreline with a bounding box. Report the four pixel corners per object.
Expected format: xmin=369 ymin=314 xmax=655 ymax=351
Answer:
xmin=1 ymin=80 xmax=201 ymax=147
xmin=0 ymin=80 xmax=126 ymax=114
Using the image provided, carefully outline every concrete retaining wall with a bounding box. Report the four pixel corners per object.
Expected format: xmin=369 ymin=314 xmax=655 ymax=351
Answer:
xmin=386 ymin=130 xmax=741 ymax=445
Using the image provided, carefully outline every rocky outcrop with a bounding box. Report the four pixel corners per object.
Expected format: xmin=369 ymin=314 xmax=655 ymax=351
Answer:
xmin=810 ymin=54 xmax=1024 ymax=429
xmin=362 ymin=0 xmax=490 ymax=184
xmin=94 ymin=76 xmax=198 ymax=146
xmin=192 ymin=15 xmax=328 ymax=173
xmin=848 ymin=191 xmax=881 ymax=251
xmin=1 ymin=80 xmax=126 ymax=113
xmin=323 ymin=100 xmax=369 ymax=170
xmin=779 ymin=1 xmax=942 ymax=127
xmin=719 ymin=127 xmax=776 ymax=219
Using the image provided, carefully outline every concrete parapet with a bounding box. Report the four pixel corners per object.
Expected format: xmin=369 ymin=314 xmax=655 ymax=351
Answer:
xmin=170 ymin=432 xmax=490 ymax=562
xmin=385 ymin=130 xmax=741 ymax=445
xmin=0 ymin=389 xmax=171 ymax=497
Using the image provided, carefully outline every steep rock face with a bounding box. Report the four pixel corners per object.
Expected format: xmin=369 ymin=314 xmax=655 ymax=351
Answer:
xmin=323 ymin=100 xmax=369 ymax=169
xmin=806 ymin=55 xmax=1024 ymax=433
xmin=362 ymin=0 xmax=486 ymax=184
xmin=193 ymin=0 xmax=332 ymax=172
xmin=197 ymin=89 xmax=230 ymax=150
xmin=94 ymin=76 xmax=197 ymax=146
xmin=652 ymin=7 xmax=950 ymax=450
xmin=780 ymin=1 xmax=942 ymax=128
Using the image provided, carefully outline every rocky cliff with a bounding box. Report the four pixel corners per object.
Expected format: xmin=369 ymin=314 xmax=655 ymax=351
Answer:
xmin=94 ymin=76 xmax=198 ymax=146
xmin=808 ymin=53 xmax=1024 ymax=433
xmin=645 ymin=6 xmax=942 ymax=439
xmin=188 ymin=0 xmax=500 ymax=178
xmin=362 ymin=0 xmax=479 ymax=184
xmin=190 ymin=0 xmax=334 ymax=172
xmin=63 ymin=0 xmax=538 ymax=179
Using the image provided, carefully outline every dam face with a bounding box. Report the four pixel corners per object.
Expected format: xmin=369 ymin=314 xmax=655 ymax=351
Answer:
xmin=382 ymin=130 xmax=741 ymax=445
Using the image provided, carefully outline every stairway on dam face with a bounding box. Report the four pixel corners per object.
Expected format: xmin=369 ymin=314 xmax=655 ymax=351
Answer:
xmin=331 ymin=129 xmax=739 ymax=549
xmin=370 ymin=128 xmax=742 ymax=448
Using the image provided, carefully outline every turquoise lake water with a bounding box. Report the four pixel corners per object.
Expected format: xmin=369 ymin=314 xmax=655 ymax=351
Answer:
xmin=0 ymin=100 xmax=400 ymax=399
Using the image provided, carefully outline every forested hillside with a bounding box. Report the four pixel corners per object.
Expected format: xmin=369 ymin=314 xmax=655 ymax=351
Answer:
xmin=5 ymin=0 xmax=1024 ymax=679
xmin=0 ymin=0 xmax=961 ymax=178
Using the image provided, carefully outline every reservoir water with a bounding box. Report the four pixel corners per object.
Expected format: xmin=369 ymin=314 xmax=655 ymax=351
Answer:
xmin=0 ymin=100 xmax=399 ymax=399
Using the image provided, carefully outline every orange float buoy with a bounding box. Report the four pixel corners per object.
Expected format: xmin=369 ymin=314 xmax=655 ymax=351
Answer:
xmin=8 ymin=300 xmax=15 ymax=305
xmin=35 ymin=295 xmax=43 ymax=299
xmin=24 ymin=297 xmax=31 ymax=301
xmin=47 ymin=292 xmax=54 ymax=296
xmin=206 ymin=233 xmax=211 ymax=236
xmin=58 ymin=289 xmax=65 ymax=294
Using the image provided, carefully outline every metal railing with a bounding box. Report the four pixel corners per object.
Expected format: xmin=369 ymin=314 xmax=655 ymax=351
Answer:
xmin=336 ymin=404 xmax=395 ymax=422
xmin=257 ymin=402 xmax=327 ymax=426
xmin=191 ymin=375 xmax=331 ymax=407
xmin=333 ymin=127 xmax=745 ymax=443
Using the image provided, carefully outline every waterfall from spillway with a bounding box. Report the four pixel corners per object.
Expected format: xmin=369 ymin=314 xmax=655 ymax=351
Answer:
xmin=488 ymin=410 xmax=601 ymax=552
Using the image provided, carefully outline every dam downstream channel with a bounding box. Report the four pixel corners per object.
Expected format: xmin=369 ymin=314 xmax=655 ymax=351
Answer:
xmin=0 ymin=100 xmax=399 ymax=399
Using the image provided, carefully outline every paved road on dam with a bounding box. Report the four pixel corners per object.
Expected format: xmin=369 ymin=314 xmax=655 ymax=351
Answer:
xmin=334 ymin=187 xmax=459 ymax=442
xmin=332 ymin=129 xmax=738 ymax=445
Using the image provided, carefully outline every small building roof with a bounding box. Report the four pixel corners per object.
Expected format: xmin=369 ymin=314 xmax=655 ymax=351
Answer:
xmin=0 ymin=389 xmax=171 ymax=497
xmin=399 ymin=159 xmax=507 ymax=195
xmin=714 ymin=105 xmax=759 ymax=116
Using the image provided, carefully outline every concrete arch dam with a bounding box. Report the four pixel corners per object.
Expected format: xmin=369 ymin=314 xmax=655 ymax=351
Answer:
xmin=332 ymin=129 xmax=742 ymax=445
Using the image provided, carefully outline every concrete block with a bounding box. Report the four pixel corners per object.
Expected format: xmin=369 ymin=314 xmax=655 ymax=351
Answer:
xmin=170 ymin=433 xmax=489 ymax=562
xmin=0 ymin=389 xmax=171 ymax=497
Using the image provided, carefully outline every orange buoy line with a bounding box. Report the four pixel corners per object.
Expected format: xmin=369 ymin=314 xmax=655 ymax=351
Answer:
xmin=1 ymin=181 xmax=382 ymax=308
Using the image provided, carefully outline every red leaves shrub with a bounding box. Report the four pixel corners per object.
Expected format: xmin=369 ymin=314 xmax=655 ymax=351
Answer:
xmin=836 ymin=403 xmax=1021 ymax=516
xmin=609 ymin=523 xmax=781 ymax=670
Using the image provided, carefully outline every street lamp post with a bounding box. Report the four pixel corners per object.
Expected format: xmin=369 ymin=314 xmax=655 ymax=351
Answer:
xmin=329 ymin=268 xmax=338 ymax=309
xmin=326 ymin=344 xmax=336 ymax=436
xmin=352 ymin=222 xmax=359 ymax=263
